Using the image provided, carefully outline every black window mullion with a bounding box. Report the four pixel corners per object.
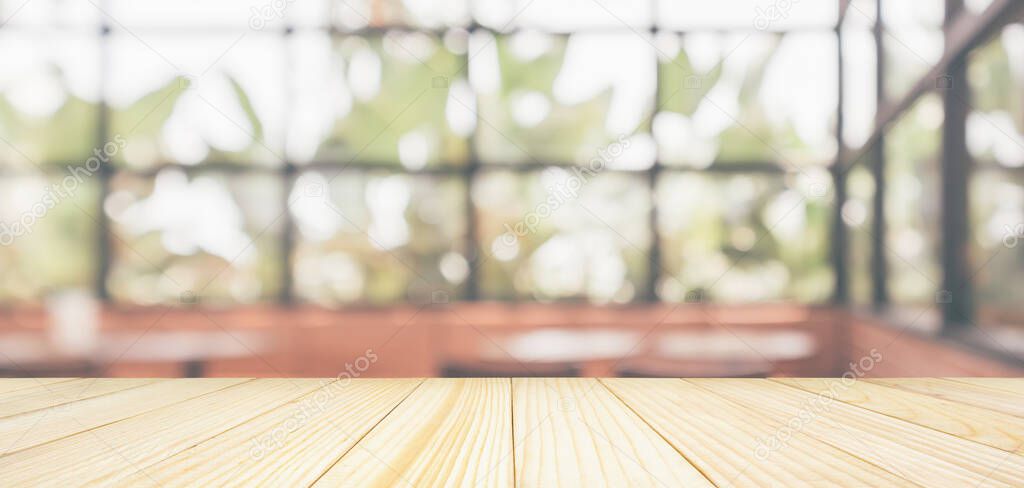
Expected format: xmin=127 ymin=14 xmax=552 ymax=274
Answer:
xmin=646 ymin=0 xmax=662 ymax=302
xmin=831 ymin=19 xmax=849 ymax=305
xmin=871 ymin=0 xmax=889 ymax=308
xmin=95 ymin=17 xmax=113 ymax=302
xmin=464 ymin=23 xmax=482 ymax=302
xmin=279 ymin=26 xmax=297 ymax=305
xmin=939 ymin=0 xmax=974 ymax=329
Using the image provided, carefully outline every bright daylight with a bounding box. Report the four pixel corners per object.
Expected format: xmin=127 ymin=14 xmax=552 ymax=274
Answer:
xmin=0 ymin=0 xmax=1022 ymax=486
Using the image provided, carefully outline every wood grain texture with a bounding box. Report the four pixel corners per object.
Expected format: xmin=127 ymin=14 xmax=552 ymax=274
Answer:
xmin=0 ymin=378 xmax=244 ymax=455
xmin=0 ymin=378 xmax=156 ymax=419
xmin=312 ymin=378 xmax=513 ymax=488
xmin=779 ymin=377 xmax=1024 ymax=454
xmin=116 ymin=379 xmax=422 ymax=487
xmin=0 ymin=378 xmax=1022 ymax=487
xmin=0 ymin=378 xmax=76 ymax=396
xmin=513 ymin=378 xmax=711 ymax=487
xmin=870 ymin=378 xmax=1024 ymax=417
xmin=703 ymin=379 xmax=1024 ymax=487
xmin=602 ymin=378 xmax=915 ymax=487
xmin=0 ymin=379 xmax=323 ymax=486
xmin=949 ymin=377 xmax=1024 ymax=396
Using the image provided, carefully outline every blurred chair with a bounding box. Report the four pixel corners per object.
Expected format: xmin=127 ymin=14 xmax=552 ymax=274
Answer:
xmin=440 ymin=360 xmax=580 ymax=377
xmin=614 ymin=357 xmax=772 ymax=378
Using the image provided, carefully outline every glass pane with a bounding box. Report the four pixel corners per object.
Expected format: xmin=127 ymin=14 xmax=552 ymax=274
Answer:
xmin=971 ymin=170 xmax=1024 ymax=325
xmin=108 ymin=0 xmax=329 ymax=29
xmin=0 ymin=29 xmax=99 ymax=168
xmin=885 ymin=93 xmax=942 ymax=305
xmin=475 ymin=170 xmax=650 ymax=302
xmin=965 ymin=0 xmax=996 ymax=14
xmin=333 ymin=0 xmax=469 ymax=30
xmin=107 ymin=0 xmax=284 ymax=29
xmin=106 ymin=170 xmax=283 ymax=305
xmin=882 ymin=0 xmax=944 ymax=102
xmin=290 ymin=171 xmax=466 ymax=305
xmin=841 ymin=25 xmax=877 ymax=148
xmin=0 ymin=174 xmax=98 ymax=302
xmin=967 ymin=25 xmax=1024 ymax=168
xmin=656 ymin=0 xmax=837 ymax=31
xmin=0 ymin=0 xmax=100 ymax=28
xmin=475 ymin=0 xmax=649 ymax=32
xmin=844 ymin=165 xmax=875 ymax=305
xmin=108 ymin=32 xmax=285 ymax=168
xmin=841 ymin=0 xmax=877 ymax=30
xmin=288 ymin=31 xmax=469 ymax=167
xmin=881 ymin=0 xmax=945 ymax=27
xmin=655 ymin=32 xmax=836 ymax=168
xmin=656 ymin=171 xmax=833 ymax=303
xmin=475 ymin=31 xmax=655 ymax=167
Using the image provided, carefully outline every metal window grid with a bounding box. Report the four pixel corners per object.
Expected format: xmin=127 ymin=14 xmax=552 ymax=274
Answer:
xmin=2 ymin=0 xmax=1005 ymax=325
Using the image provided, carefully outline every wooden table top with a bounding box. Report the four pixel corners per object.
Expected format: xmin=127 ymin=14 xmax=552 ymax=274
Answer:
xmin=0 ymin=378 xmax=1022 ymax=487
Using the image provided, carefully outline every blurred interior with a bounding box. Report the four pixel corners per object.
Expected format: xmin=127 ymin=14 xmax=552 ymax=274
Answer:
xmin=1 ymin=0 xmax=1023 ymax=378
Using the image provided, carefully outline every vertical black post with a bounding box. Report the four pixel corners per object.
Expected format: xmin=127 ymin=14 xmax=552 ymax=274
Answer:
xmin=646 ymin=164 xmax=661 ymax=302
xmin=95 ymin=18 xmax=112 ymax=302
xmin=870 ymin=0 xmax=889 ymax=308
xmin=645 ymin=0 xmax=661 ymax=302
xmin=279 ymin=26 xmax=296 ymax=305
xmin=463 ymin=23 xmax=481 ymax=301
xmin=463 ymin=159 xmax=479 ymax=301
xmin=279 ymin=163 xmax=296 ymax=305
xmin=940 ymin=0 xmax=973 ymax=329
xmin=831 ymin=20 xmax=849 ymax=305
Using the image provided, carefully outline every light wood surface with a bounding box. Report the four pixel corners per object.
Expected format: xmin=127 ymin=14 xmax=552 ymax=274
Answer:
xmin=870 ymin=377 xmax=1024 ymax=417
xmin=602 ymin=378 xmax=915 ymax=487
xmin=512 ymin=378 xmax=711 ymax=487
xmin=0 ymin=378 xmax=76 ymax=396
xmin=0 ymin=378 xmax=1020 ymax=487
xmin=779 ymin=377 xmax=1024 ymax=454
xmin=698 ymin=379 xmax=1024 ymax=487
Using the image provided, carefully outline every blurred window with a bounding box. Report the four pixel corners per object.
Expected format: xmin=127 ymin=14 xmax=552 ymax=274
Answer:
xmin=884 ymin=94 xmax=943 ymax=306
xmin=968 ymin=26 xmax=1024 ymax=325
xmin=0 ymin=0 xmax=840 ymax=306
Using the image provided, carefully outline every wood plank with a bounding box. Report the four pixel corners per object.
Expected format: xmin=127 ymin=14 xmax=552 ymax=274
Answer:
xmin=512 ymin=378 xmax=711 ymax=487
xmin=0 ymin=379 xmax=323 ymax=486
xmin=0 ymin=377 xmax=1018 ymax=486
xmin=870 ymin=378 xmax=1024 ymax=417
xmin=601 ymin=378 xmax=915 ymax=487
xmin=778 ymin=378 xmax=1024 ymax=454
xmin=0 ymin=378 xmax=77 ymax=396
xmin=702 ymin=379 xmax=1024 ymax=487
xmin=0 ymin=378 xmax=156 ymax=419
xmin=948 ymin=378 xmax=1024 ymax=396
xmin=117 ymin=379 xmax=422 ymax=487
xmin=313 ymin=378 xmax=512 ymax=488
xmin=0 ymin=378 xmax=246 ymax=455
